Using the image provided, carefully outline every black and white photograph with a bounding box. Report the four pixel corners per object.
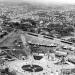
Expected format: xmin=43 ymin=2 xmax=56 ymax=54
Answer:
xmin=0 ymin=0 xmax=75 ymax=75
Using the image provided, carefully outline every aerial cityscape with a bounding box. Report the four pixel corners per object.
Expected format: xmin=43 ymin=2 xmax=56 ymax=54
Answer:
xmin=1 ymin=0 xmax=75 ymax=75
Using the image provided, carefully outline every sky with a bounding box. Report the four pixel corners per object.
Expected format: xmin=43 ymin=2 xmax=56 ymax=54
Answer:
xmin=24 ymin=0 xmax=75 ymax=4
xmin=1 ymin=0 xmax=75 ymax=4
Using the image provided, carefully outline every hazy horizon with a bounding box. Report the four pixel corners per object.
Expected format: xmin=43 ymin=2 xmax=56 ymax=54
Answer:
xmin=0 ymin=0 xmax=75 ymax=5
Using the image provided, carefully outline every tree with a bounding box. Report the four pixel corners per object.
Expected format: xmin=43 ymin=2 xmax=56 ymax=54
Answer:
xmin=21 ymin=18 xmax=37 ymax=27
xmin=59 ymin=26 xmax=74 ymax=36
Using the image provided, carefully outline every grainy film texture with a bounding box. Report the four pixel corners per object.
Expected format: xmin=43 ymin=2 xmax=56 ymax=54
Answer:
xmin=0 ymin=0 xmax=75 ymax=75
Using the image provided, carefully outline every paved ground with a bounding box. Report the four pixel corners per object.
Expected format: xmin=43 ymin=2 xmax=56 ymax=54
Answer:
xmin=3 ymin=54 xmax=75 ymax=75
